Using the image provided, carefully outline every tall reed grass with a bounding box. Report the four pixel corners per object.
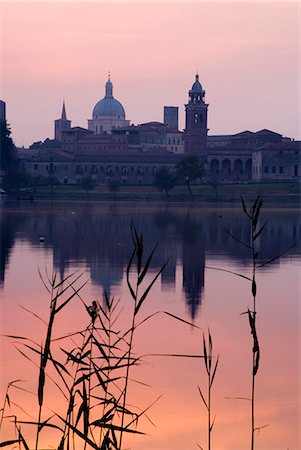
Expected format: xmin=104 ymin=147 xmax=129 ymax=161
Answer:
xmin=0 ymin=224 xmax=196 ymax=450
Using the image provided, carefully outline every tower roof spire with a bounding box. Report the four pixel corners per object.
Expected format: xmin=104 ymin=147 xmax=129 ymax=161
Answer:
xmin=61 ymin=100 xmax=67 ymax=120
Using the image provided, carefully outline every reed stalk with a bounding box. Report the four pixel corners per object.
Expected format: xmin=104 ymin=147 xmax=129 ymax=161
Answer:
xmin=118 ymin=224 xmax=167 ymax=449
xmin=197 ymin=330 xmax=219 ymax=450
xmin=241 ymin=195 xmax=264 ymax=450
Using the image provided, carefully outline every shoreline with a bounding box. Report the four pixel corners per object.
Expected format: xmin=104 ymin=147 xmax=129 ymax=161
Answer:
xmin=2 ymin=182 xmax=299 ymax=208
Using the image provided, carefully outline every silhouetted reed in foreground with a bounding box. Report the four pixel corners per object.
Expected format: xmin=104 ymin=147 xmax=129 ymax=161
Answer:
xmin=0 ymin=224 xmax=197 ymax=450
xmin=197 ymin=330 xmax=219 ymax=450
xmin=1 ymin=199 xmax=290 ymax=450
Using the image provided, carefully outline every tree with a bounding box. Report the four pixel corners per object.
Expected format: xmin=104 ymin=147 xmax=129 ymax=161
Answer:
xmin=80 ymin=176 xmax=95 ymax=195
xmin=207 ymin=176 xmax=221 ymax=200
xmin=4 ymin=171 xmax=33 ymax=191
xmin=107 ymin=178 xmax=120 ymax=195
xmin=46 ymin=175 xmax=60 ymax=195
xmin=152 ymin=167 xmax=176 ymax=197
xmin=1 ymin=120 xmax=17 ymax=191
xmin=0 ymin=120 xmax=15 ymax=172
xmin=176 ymin=154 xmax=205 ymax=196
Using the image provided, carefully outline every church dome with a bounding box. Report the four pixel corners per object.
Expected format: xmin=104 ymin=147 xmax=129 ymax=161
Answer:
xmin=191 ymin=73 xmax=203 ymax=92
xmin=93 ymin=77 xmax=126 ymax=119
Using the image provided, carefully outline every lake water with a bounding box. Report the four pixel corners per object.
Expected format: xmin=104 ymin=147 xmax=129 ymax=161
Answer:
xmin=0 ymin=200 xmax=300 ymax=450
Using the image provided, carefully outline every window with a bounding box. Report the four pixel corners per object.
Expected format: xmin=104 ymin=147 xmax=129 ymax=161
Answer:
xmin=279 ymin=166 xmax=283 ymax=174
xmin=34 ymin=164 xmax=38 ymax=170
xmin=272 ymin=166 xmax=276 ymax=174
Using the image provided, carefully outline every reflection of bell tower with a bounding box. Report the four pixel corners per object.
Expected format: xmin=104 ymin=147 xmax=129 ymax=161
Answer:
xmin=184 ymin=73 xmax=208 ymax=158
xmin=182 ymin=238 xmax=205 ymax=320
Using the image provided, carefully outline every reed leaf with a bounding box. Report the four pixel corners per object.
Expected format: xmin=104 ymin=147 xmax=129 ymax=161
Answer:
xmin=224 ymin=229 xmax=252 ymax=249
xmin=91 ymin=422 xmax=145 ymax=435
xmin=55 ymin=281 xmax=88 ymax=315
xmin=57 ymin=416 xmax=100 ymax=450
xmin=253 ymin=220 xmax=267 ymax=241
xmin=134 ymin=261 xmax=168 ymax=316
xmin=210 ymin=357 xmax=219 ymax=388
xmin=137 ymin=243 xmax=159 ymax=285
xmin=57 ymin=435 xmax=65 ymax=450
xmin=204 ymin=266 xmax=251 ymax=281
xmin=0 ymin=440 xmax=21 ymax=447
xmin=198 ymin=386 xmax=208 ymax=409
xmin=126 ymin=249 xmax=136 ymax=301
xmin=18 ymin=428 xmax=30 ymax=450
xmin=240 ymin=195 xmax=251 ymax=218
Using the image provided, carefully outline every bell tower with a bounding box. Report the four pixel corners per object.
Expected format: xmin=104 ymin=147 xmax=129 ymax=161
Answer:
xmin=184 ymin=74 xmax=208 ymax=158
xmin=54 ymin=101 xmax=71 ymax=141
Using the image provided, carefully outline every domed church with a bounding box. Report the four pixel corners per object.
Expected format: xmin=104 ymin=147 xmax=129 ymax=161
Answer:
xmin=88 ymin=75 xmax=130 ymax=133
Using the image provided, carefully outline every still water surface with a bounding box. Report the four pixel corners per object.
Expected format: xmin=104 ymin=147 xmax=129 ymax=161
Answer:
xmin=0 ymin=201 xmax=300 ymax=449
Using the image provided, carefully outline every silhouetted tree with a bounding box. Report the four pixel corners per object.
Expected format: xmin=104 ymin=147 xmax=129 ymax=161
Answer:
xmin=80 ymin=176 xmax=95 ymax=195
xmin=107 ymin=178 xmax=120 ymax=195
xmin=176 ymin=154 xmax=204 ymax=196
xmin=207 ymin=176 xmax=221 ymax=200
xmin=0 ymin=120 xmax=15 ymax=172
xmin=46 ymin=175 xmax=60 ymax=195
xmin=152 ymin=167 xmax=176 ymax=197
xmin=5 ymin=171 xmax=33 ymax=191
xmin=1 ymin=120 xmax=18 ymax=190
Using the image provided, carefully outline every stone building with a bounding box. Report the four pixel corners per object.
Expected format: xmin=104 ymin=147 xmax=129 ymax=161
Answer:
xmin=252 ymin=141 xmax=300 ymax=182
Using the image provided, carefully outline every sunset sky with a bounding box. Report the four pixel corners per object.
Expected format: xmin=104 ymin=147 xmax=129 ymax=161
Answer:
xmin=0 ymin=1 xmax=300 ymax=147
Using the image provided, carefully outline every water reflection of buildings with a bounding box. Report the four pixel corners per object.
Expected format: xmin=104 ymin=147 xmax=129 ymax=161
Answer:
xmin=1 ymin=203 xmax=300 ymax=319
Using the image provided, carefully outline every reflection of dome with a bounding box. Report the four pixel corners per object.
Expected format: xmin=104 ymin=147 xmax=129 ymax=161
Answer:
xmin=92 ymin=78 xmax=126 ymax=119
xmin=191 ymin=73 xmax=202 ymax=92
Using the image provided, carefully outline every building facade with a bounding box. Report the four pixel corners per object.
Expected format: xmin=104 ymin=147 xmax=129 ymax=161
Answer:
xmin=252 ymin=141 xmax=300 ymax=182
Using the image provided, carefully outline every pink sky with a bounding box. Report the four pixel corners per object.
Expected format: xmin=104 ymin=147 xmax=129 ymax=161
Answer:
xmin=0 ymin=2 xmax=300 ymax=147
